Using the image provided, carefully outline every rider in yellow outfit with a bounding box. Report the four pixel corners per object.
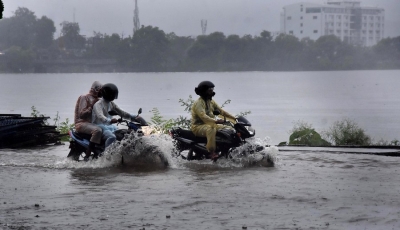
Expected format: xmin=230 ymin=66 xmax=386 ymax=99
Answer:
xmin=191 ymin=81 xmax=236 ymax=161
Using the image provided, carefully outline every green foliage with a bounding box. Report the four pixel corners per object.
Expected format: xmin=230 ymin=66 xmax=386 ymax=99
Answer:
xmin=59 ymin=21 xmax=86 ymax=50
xmin=30 ymin=106 xmax=49 ymax=125
xmin=148 ymin=108 xmax=175 ymax=134
xmin=289 ymin=120 xmax=330 ymax=146
xmin=53 ymin=111 xmax=75 ymax=141
xmin=4 ymin=46 xmax=34 ymax=72
xmin=131 ymin=25 xmax=169 ymax=71
xmin=324 ymin=118 xmax=371 ymax=146
xmin=31 ymin=106 xmax=74 ymax=141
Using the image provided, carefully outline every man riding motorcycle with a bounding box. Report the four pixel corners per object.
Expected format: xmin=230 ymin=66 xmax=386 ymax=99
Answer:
xmin=92 ymin=83 xmax=138 ymax=150
xmin=191 ymin=81 xmax=236 ymax=161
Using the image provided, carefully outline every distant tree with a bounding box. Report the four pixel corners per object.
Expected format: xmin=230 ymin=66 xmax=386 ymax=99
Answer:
xmin=34 ymin=16 xmax=56 ymax=48
xmin=271 ymin=34 xmax=303 ymax=70
xmin=186 ymin=32 xmax=226 ymax=70
xmin=131 ymin=25 xmax=169 ymax=71
xmin=0 ymin=7 xmax=36 ymax=49
xmin=59 ymin=21 xmax=86 ymax=50
xmin=0 ymin=7 xmax=55 ymax=49
xmin=165 ymin=32 xmax=195 ymax=71
xmin=4 ymin=46 xmax=34 ymax=72
xmin=373 ymin=36 xmax=400 ymax=68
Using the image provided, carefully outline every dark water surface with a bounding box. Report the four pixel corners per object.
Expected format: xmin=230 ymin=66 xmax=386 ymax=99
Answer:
xmin=1 ymin=71 xmax=400 ymax=229
xmin=1 ymin=143 xmax=400 ymax=229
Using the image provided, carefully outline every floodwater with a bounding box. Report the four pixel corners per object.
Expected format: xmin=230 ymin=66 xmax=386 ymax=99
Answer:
xmin=1 ymin=71 xmax=400 ymax=229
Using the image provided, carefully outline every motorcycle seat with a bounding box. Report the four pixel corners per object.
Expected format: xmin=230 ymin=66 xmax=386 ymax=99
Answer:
xmin=174 ymin=128 xmax=208 ymax=143
xmin=174 ymin=127 xmax=234 ymax=143
xmin=73 ymin=131 xmax=92 ymax=141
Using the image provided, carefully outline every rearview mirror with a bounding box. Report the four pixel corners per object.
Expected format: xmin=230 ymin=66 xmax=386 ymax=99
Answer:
xmin=108 ymin=110 xmax=119 ymax=116
xmin=138 ymin=108 xmax=142 ymax=115
xmin=213 ymin=110 xmax=220 ymax=116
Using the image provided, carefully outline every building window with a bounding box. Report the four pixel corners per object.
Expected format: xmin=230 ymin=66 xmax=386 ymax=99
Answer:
xmin=337 ymin=15 xmax=341 ymax=19
xmin=300 ymin=23 xmax=303 ymax=27
xmin=301 ymin=8 xmax=303 ymax=12
xmin=337 ymin=30 xmax=341 ymax=34
xmin=370 ymin=23 xmax=374 ymax=28
xmin=337 ymin=22 xmax=341 ymax=26
xmin=314 ymin=30 xmax=318 ymax=33
xmin=300 ymin=16 xmax=303 ymax=19
xmin=300 ymin=30 xmax=303 ymax=34
xmin=289 ymin=31 xmax=293 ymax=35
xmin=313 ymin=16 xmax=318 ymax=19
xmin=287 ymin=16 xmax=292 ymax=20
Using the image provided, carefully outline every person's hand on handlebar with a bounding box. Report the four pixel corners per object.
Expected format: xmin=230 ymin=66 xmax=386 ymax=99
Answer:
xmin=110 ymin=118 xmax=118 ymax=124
xmin=215 ymin=119 xmax=225 ymax=124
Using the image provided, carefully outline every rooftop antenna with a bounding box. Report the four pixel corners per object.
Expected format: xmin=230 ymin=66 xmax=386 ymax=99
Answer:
xmin=201 ymin=19 xmax=207 ymax=35
xmin=133 ymin=0 xmax=140 ymax=35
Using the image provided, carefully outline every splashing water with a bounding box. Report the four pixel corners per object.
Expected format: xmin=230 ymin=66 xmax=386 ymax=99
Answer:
xmin=0 ymin=132 xmax=278 ymax=170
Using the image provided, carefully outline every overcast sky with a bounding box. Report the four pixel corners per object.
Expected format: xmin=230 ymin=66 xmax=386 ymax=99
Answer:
xmin=3 ymin=0 xmax=400 ymax=38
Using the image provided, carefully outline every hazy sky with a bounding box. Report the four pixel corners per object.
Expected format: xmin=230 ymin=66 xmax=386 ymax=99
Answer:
xmin=2 ymin=0 xmax=400 ymax=38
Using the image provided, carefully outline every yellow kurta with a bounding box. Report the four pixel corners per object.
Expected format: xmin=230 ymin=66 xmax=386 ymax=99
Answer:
xmin=190 ymin=97 xmax=236 ymax=152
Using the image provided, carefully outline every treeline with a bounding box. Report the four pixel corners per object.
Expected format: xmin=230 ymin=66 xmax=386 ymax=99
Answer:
xmin=0 ymin=7 xmax=399 ymax=73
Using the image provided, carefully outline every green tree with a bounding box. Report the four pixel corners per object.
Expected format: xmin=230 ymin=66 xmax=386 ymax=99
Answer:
xmin=270 ymin=34 xmax=303 ymax=70
xmin=0 ymin=7 xmax=36 ymax=49
xmin=187 ymin=32 xmax=226 ymax=70
xmin=59 ymin=21 xmax=86 ymax=50
xmin=131 ymin=25 xmax=169 ymax=71
xmin=4 ymin=46 xmax=34 ymax=72
xmin=373 ymin=36 xmax=400 ymax=69
xmin=165 ymin=32 xmax=195 ymax=71
xmin=324 ymin=118 xmax=371 ymax=146
xmin=34 ymin=16 xmax=56 ymax=48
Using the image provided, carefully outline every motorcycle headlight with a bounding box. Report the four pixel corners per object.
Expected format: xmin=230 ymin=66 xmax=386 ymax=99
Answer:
xmin=246 ymin=126 xmax=255 ymax=136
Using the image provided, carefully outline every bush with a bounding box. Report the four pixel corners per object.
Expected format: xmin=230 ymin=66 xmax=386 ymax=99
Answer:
xmin=324 ymin=118 xmax=371 ymax=146
xmin=289 ymin=120 xmax=330 ymax=146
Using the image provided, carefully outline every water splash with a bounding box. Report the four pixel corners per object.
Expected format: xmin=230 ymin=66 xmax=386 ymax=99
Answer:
xmin=0 ymin=133 xmax=279 ymax=170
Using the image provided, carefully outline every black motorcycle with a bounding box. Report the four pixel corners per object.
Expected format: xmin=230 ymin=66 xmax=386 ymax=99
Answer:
xmin=67 ymin=108 xmax=148 ymax=161
xmin=169 ymin=110 xmax=265 ymax=161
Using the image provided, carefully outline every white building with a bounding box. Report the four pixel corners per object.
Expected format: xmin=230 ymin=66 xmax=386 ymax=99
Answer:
xmin=280 ymin=1 xmax=385 ymax=46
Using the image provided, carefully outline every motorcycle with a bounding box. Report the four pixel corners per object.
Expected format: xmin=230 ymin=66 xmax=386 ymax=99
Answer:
xmin=169 ymin=110 xmax=267 ymax=161
xmin=67 ymin=108 xmax=148 ymax=161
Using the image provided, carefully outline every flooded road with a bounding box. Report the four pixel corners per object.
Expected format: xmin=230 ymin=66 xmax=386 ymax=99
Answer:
xmin=1 ymin=140 xmax=399 ymax=230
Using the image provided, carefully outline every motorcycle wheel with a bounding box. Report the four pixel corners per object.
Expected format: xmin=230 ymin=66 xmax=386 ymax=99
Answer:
xmin=67 ymin=148 xmax=82 ymax=161
xmin=67 ymin=141 xmax=84 ymax=161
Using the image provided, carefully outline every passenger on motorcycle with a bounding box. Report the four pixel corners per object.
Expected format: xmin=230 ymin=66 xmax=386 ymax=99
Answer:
xmin=74 ymin=81 xmax=103 ymax=158
xmin=92 ymin=83 xmax=138 ymax=148
xmin=191 ymin=81 xmax=236 ymax=161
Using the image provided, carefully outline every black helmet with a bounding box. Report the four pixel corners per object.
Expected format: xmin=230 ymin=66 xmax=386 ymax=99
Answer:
xmin=102 ymin=83 xmax=119 ymax=101
xmin=195 ymin=81 xmax=215 ymax=96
